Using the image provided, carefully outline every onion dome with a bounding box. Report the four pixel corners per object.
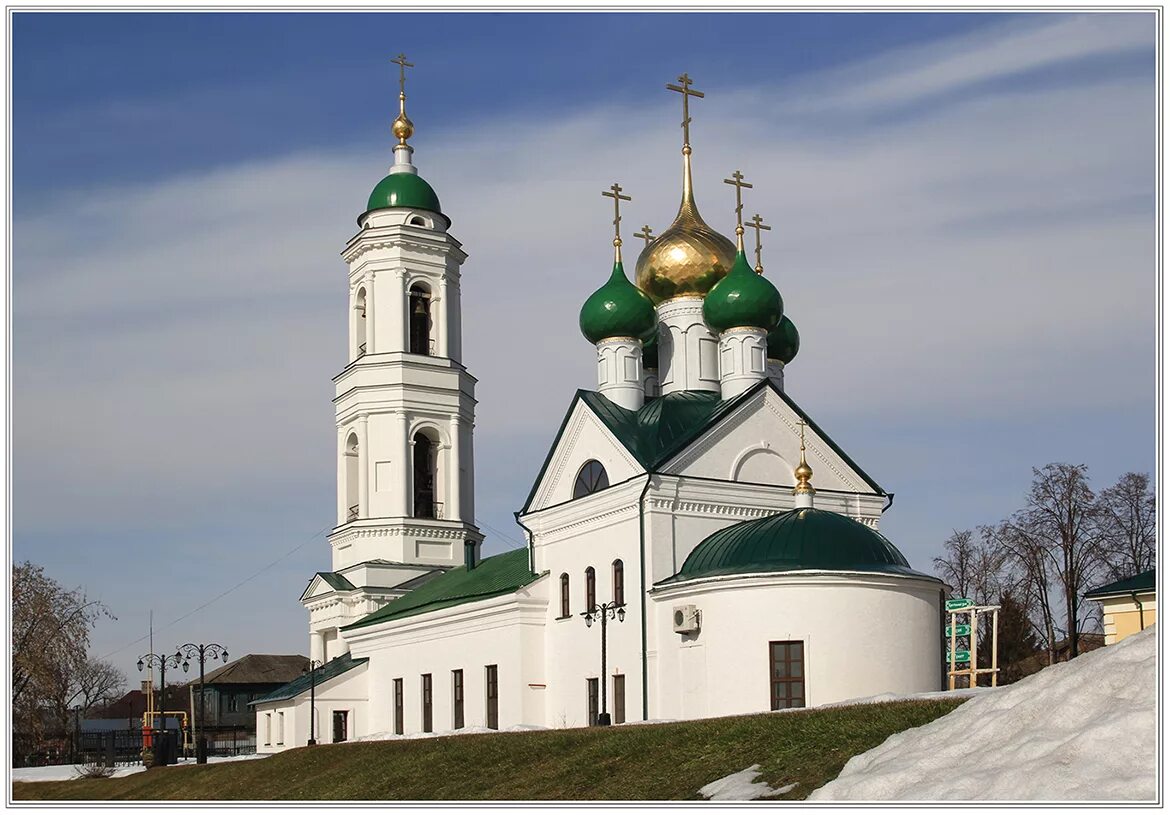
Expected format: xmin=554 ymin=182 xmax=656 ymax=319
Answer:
xmin=635 ymin=149 xmax=736 ymax=304
xmin=703 ymin=249 xmax=784 ymax=333
xmin=580 ymin=260 xmax=657 ymax=345
xmin=366 ymin=173 xmax=442 ymax=215
xmin=665 ymin=508 xmax=933 ymax=583
xmin=768 ymin=315 xmax=800 ymax=363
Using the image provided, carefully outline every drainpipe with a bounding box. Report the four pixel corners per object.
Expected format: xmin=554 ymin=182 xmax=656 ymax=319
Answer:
xmin=882 ymin=492 xmax=895 ymax=513
xmin=637 ymin=474 xmax=653 ymax=721
xmin=1130 ymin=592 xmax=1146 ymax=632
xmin=514 ymin=512 xmax=536 ymax=574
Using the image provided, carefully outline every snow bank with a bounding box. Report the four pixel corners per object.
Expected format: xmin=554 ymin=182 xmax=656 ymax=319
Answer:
xmin=811 ymin=627 xmax=1157 ymax=801
xmin=699 ymin=765 xmax=797 ymax=801
xmin=12 ymin=752 xmax=269 ymax=783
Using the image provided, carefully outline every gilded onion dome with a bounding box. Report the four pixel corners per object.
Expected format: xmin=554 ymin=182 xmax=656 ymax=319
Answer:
xmin=703 ymin=249 xmax=784 ymax=333
xmin=768 ymin=315 xmax=800 ymax=364
xmin=634 ymin=149 xmax=736 ymax=303
xmin=580 ymin=258 xmax=657 ymax=345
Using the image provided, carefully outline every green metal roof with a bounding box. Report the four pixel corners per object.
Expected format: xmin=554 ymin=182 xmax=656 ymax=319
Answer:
xmin=343 ymin=548 xmax=540 ymax=631
xmin=658 ymin=507 xmax=935 ymax=584
xmin=768 ymin=315 xmax=800 ymax=364
xmin=579 ymin=260 xmax=657 ymax=345
xmin=702 ymin=250 xmax=783 ymax=333
xmin=318 ymin=572 xmax=355 ymax=592
xmin=249 ymin=653 xmax=368 ymax=707
xmin=365 ymin=172 xmax=442 ymax=217
xmin=520 ymin=379 xmax=886 ymax=514
xmin=1085 ymin=569 xmax=1156 ymax=599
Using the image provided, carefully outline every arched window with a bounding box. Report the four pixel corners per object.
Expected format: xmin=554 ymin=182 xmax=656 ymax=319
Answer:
xmin=573 ymin=460 xmax=609 ymax=499
xmin=409 ymin=215 xmax=427 ymax=227
xmin=409 ymin=284 xmax=432 ymax=356
xmin=354 ymin=287 xmax=369 ymax=358
xmin=412 ymin=431 xmax=438 ymax=518
xmin=344 ymin=433 xmax=360 ymax=522
xmin=559 ymin=573 xmax=570 ymax=618
xmin=585 ymin=567 xmax=596 ymax=613
xmin=613 ymin=559 xmax=624 ymax=606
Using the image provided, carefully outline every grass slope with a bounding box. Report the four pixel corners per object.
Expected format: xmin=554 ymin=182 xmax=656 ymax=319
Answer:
xmin=14 ymin=699 xmax=962 ymax=801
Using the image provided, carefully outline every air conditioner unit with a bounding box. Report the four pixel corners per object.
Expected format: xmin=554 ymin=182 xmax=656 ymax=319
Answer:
xmin=673 ymin=605 xmax=700 ymax=634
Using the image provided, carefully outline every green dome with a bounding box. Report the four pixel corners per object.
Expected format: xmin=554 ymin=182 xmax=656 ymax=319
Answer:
xmin=668 ymin=508 xmax=932 ymax=583
xmin=768 ymin=315 xmax=800 ymax=364
xmin=580 ymin=260 xmax=657 ymax=345
xmin=366 ymin=172 xmax=442 ymax=216
xmin=702 ymin=250 xmax=783 ymax=333
xmin=642 ymin=333 xmax=660 ymax=370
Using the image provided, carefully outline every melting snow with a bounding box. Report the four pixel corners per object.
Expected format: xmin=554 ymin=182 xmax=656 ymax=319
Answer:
xmin=12 ymin=752 xmax=270 ymax=783
xmin=811 ymin=626 xmax=1157 ymax=801
xmin=699 ymin=765 xmax=797 ymax=800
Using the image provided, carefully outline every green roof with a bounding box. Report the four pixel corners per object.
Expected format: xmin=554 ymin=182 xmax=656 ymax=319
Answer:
xmin=521 ymin=379 xmax=885 ymax=514
xmin=579 ymin=260 xmax=657 ymax=345
xmin=343 ymin=548 xmax=540 ymax=631
xmin=659 ymin=507 xmax=934 ymax=584
xmin=768 ymin=315 xmax=800 ymax=364
xmin=702 ymin=250 xmax=783 ymax=333
xmin=365 ymin=172 xmax=442 ymax=217
xmin=318 ymin=572 xmax=355 ymax=592
xmin=1085 ymin=569 xmax=1156 ymax=599
xmin=249 ymin=653 xmax=367 ymax=707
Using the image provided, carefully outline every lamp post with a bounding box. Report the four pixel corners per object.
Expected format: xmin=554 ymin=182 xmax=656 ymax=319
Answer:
xmin=303 ymin=660 xmax=324 ymax=745
xmin=137 ymin=652 xmax=187 ymax=759
xmin=581 ymin=601 xmax=625 ymax=725
xmin=176 ymin=642 xmax=228 ymax=764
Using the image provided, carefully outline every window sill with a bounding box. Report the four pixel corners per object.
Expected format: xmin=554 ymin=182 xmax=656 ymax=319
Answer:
xmin=555 ymin=615 xmax=572 ymax=621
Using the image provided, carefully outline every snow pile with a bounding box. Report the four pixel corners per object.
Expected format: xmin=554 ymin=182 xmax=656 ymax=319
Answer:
xmin=811 ymin=626 xmax=1157 ymax=801
xmin=699 ymin=765 xmax=796 ymax=801
xmin=12 ymin=752 xmax=270 ymax=783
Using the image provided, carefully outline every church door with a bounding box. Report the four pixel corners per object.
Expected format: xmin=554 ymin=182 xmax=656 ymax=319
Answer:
xmin=332 ymin=710 xmax=348 ymax=743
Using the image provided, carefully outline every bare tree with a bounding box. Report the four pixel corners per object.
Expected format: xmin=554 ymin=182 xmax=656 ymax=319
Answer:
xmin=933 ymin=529 xmax=979 ymax=598
xmin=984 ymin=520 xmax=1058 ymax=661
xmin=1005 ymin=463 xmax=1103 ymax=659
xmin=1096 ymin=472 xmax=1156 ymax=580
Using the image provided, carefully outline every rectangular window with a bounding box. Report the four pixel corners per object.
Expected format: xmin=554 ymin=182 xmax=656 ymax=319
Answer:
xmin=332 ymin=709 xmax=349 ymax=743
xmin=228 ymin=695 xmax=239 ymax=713
xmin=452 ymin=669 xmax=465 ymax=729
xmin=264 ymin=713 xmax=271 ymax=746
xmin=393 ymin=678 xmax=404 ymax=735
xmin=769 ymin=641 xmax=806 ymax=710
xmin=277 ymin=711 xmax=285 ymax=744
xmin=613 ymin=674 xmax=626 ymax=725
xmin=422 ymin=674 xmax=433 ymax=733
xmin=586 ymin=678 xmax=599 ymax=726
xmin=485 ymin=665 xmax=499 ymax=730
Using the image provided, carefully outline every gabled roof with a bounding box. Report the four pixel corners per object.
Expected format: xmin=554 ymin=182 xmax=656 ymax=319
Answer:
xmin=192 ymin=654 xmax=309 ymax=687
xmin=521 ymin=379 xmax=885 ymax=513
xmin=1085 ymin=569 xmax=1156 ymax=599
xmin=318 ymin=572 xmax=355 ymax=592
xmin=343 ymin=548 xmax=540 ymax=632
xmin=249 ymin=654 xmax=367 ymax=707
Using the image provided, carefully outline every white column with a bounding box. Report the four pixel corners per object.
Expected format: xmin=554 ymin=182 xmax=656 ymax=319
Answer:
xmin=336 ymin=427 xmax=347 ymax=525
xmin=388 ymin=270 xmax=406 ymax=354
xmin=310 ymin=631 xmax=325 ymax=664
xmin=767 ymin=359 xmax=785 ymax=391
xmin=718 ymin=327 xmax=769 ymax=398
xmin=357 ymin=415 xmax=369 ymax=517
xmin=447 ymin=273 xmax=463 ymax=364
xmin=657 ymin=297 xmax=720 ymax=395
xmin=448 ymin=416 xmax=463 ymax=522
xmin=437 ymin=276 xmax=449 ymax=358
xmin=363 ymin=273 xmax=376 ymax=354
xmin=596 ymin=338 xmax=645 ymax=410
xmin=394 ymin=414 xmax=410 ymax=517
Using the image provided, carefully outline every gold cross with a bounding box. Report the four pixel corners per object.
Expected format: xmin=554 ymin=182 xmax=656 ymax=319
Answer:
xmin=391 ymin=53 xmax=414 ymax=96
xmin=797 ymin=419 xmax=807 ymax=452
xmin=601 ymin=182 xmax=632 ymax=245
xmin=723 ymin=170 xmax=753 ymax=231
xmin=666 ymin=73 xmax=704 ymax=147
xmin=634 ymin=224 xmax=655 ymax=246
xmin=746 ymin=213 xmax=772 ymax=273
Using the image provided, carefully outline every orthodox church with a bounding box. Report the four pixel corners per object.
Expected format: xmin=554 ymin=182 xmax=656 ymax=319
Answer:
xmin=252 ymin=63 xmax=944 ymax=749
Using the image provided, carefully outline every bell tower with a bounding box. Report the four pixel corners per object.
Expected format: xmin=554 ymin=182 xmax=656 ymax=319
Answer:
xmin=303 ymin=56 xmax=482 ymax=664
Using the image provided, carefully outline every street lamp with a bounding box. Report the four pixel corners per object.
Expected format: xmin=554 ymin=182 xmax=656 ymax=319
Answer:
xmin=137 ymin=652 xmax=188 ymax=754
xmin=176 ymin=642 xmax=228 ymax=764
xmin=581 ymin=602 xmax=626 ymax=726
xmin=302 ymin=660 xmax=324 ymax=746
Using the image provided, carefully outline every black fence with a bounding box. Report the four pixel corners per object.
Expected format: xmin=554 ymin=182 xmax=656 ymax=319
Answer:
xmin=206 ymin=730 xmax=256 ymax=757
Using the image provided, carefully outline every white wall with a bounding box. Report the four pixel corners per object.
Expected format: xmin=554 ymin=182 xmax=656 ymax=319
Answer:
xmin=650 ymin=573 xmax=943 ymax=719
xmin=254 ymin=662 xmax=370 ymax=753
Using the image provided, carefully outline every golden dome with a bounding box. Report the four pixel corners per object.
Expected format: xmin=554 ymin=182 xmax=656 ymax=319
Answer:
xmin=392 ymin=112 xmax=414 ymax=143
xmin=635 ymin=150 xmax=736 ymax=303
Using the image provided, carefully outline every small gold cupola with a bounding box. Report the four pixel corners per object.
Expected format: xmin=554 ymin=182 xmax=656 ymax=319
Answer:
xmin=793 ymin=420 xmax=815 ymax=509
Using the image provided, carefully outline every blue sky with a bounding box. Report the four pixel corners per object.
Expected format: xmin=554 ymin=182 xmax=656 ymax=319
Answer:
xmin=12 ymin=11 xmax=1156 ymax=686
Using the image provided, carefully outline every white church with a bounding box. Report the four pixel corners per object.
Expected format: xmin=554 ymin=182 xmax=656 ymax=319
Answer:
xmin=252 ymin=64 xmax=945 ymax=750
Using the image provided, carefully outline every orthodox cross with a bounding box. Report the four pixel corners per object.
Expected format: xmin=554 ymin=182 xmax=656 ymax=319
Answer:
xmin=723 ymin=169 xmax=753 ymax=233
xmin=666 ymin=73 xmax=704 ymax=147
xmin=634 ymin=224 xmax=655 ymax=246
xmin=601 ymin=182 xmax=632 ymax=245
xmin=391 ymin=53 xmax=414 ymax=95
xmin=797 ymin=419 xmax=808 ymax=453
xmin=746 ymin=213 xmax=772 ymax=273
